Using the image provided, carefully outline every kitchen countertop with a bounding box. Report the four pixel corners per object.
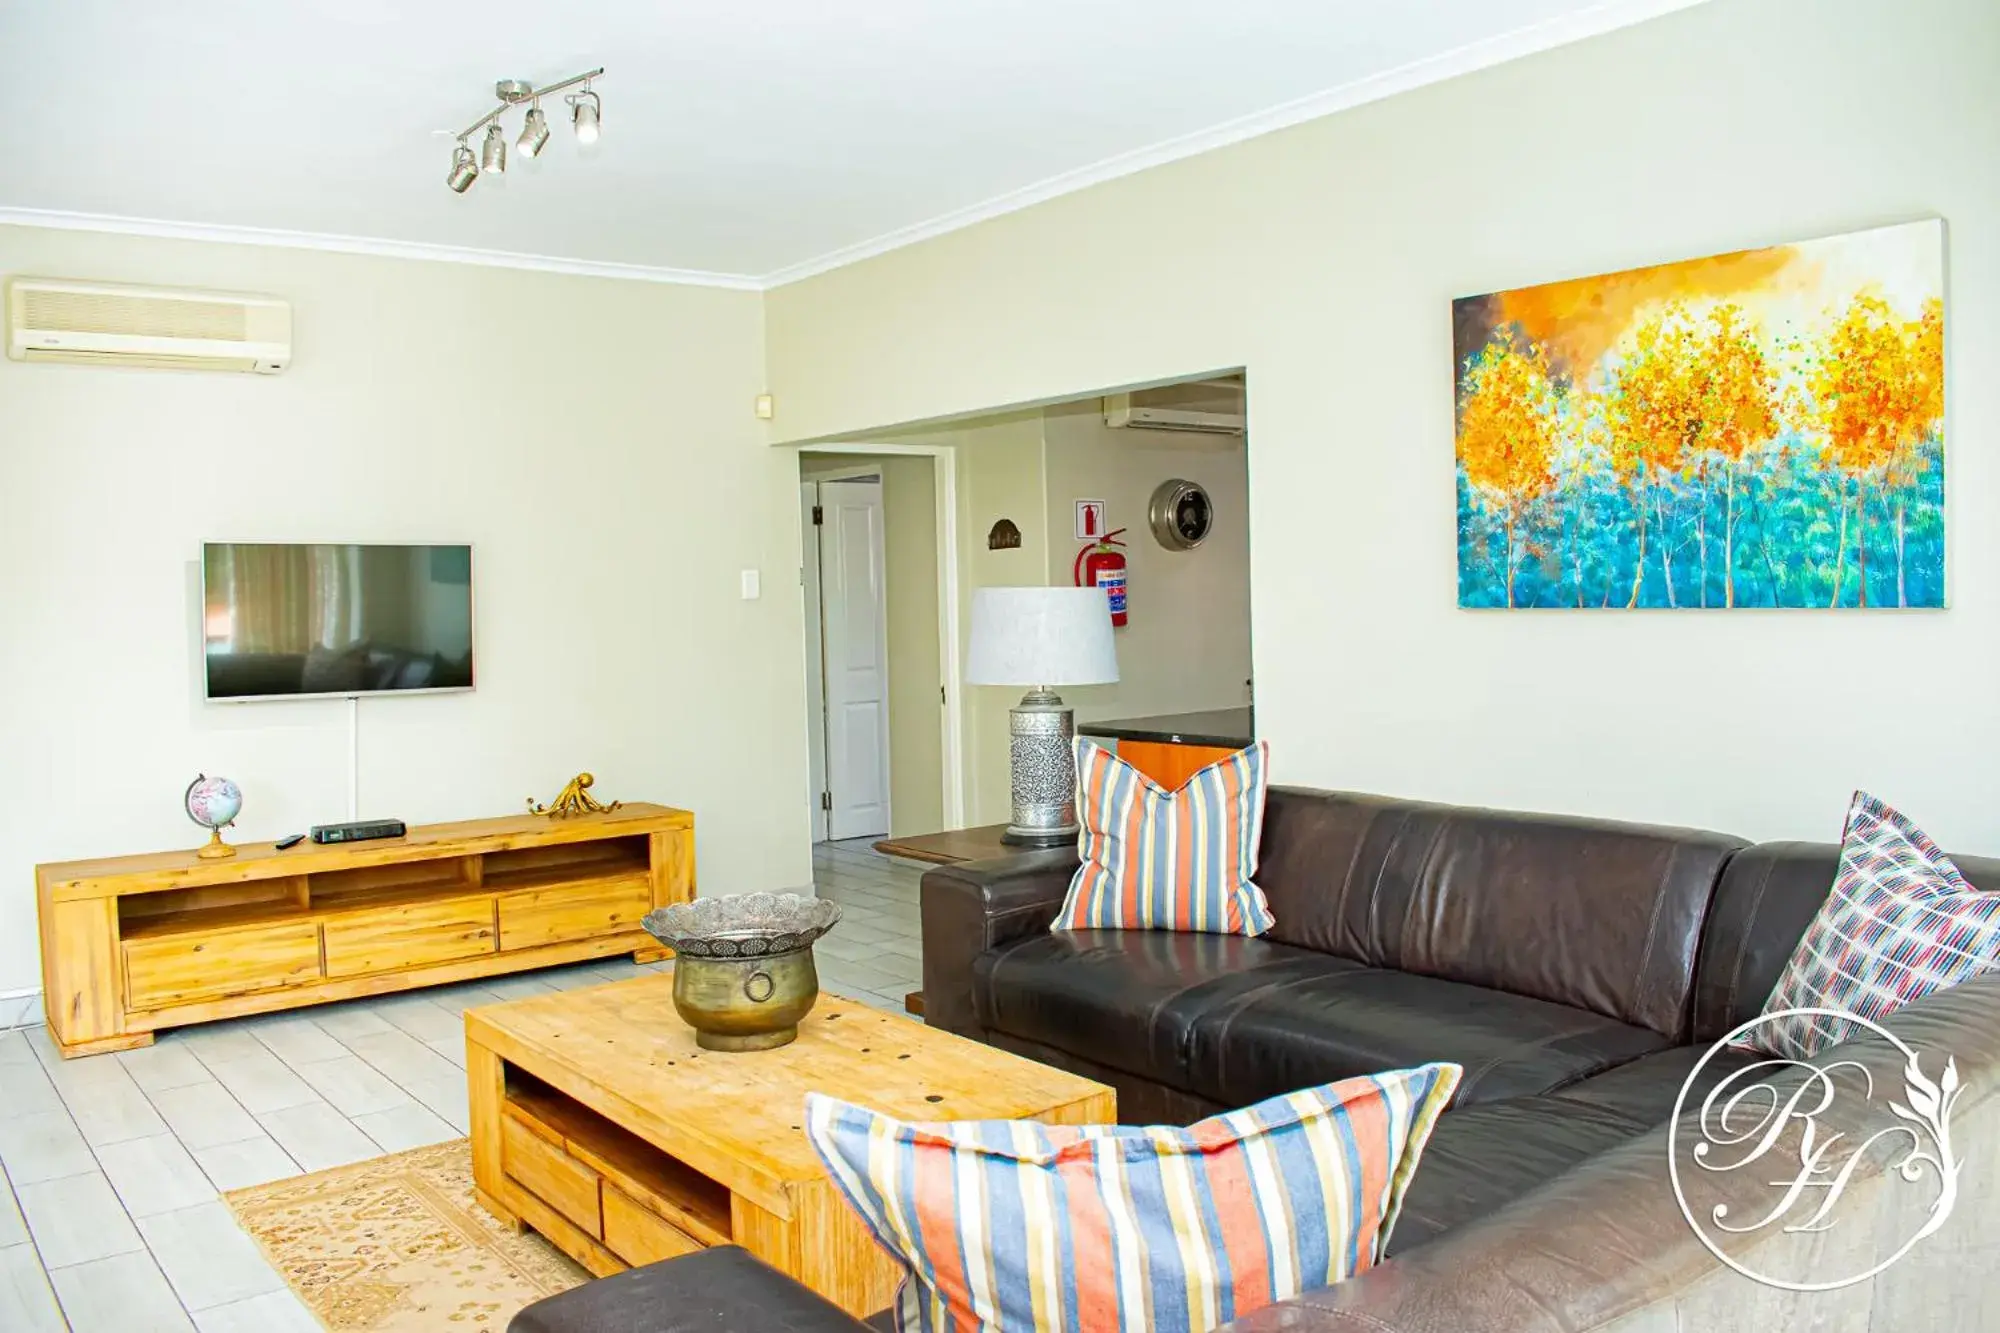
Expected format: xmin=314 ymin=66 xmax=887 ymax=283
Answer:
xmin=1076 ymin=707 xmax=1253 ymax=748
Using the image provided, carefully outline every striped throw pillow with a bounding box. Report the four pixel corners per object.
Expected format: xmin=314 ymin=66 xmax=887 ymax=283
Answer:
xmin=1053 ymin=738 xmax=1274 ymax=935
xmin=1747 ymin=790 xmax=2000 ymax=1060
xmin=804 ymin=1063 xmax=1462 ymax=1333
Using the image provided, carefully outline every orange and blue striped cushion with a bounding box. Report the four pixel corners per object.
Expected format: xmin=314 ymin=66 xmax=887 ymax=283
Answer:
xmin=804 ymin=1063 xmax=1461 ymax=1333
xmin=1054 ymin=738 xmax=1274 ymax=935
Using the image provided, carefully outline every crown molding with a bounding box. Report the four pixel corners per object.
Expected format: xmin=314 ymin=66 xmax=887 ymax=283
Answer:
xmin=759 ymin=0 xmax=1712 ymax=288
xmin=0 ymin=208 xmax=765 ymax=291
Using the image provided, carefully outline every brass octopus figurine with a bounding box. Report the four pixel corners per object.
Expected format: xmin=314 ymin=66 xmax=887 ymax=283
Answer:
xmin=528 ymin=772 xmax=623 ymax=819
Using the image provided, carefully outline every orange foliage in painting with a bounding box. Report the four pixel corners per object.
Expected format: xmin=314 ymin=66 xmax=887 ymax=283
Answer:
xmin=1811 ymin=292 xmax=1945 ymax=605
xmin=1458 ymin=335 xmax=1559 ymax=502
xmin=1603 ymin=302 xmax=1779 ymax=606
xmin=1813 ymin=293 xmax=1943 ymax=478
xmin=1457 ymin=334 xmax=1558 ymax=606
xmin=1612 ymin=302 xmax=1778 ymax=476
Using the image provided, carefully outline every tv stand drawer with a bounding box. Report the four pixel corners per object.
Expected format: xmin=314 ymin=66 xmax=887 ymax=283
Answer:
xmin=323 ymin=899 xmax=496 ymax=978
xmin=124 ymin=921 xmax=322 ymax=1011
xmin=498 ymin=879 xmax=651 ymax=951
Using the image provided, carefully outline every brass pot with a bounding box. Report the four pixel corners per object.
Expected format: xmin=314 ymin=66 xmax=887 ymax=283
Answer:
xmin=641 ymin=893 xmax=842 ymax=1053
xmin=671 ymin=947 xmax=821 ymax=1051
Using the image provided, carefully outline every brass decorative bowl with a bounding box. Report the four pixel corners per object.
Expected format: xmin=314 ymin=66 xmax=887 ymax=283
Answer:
xmin=642 ymin=894 xmax=841 ymax=1052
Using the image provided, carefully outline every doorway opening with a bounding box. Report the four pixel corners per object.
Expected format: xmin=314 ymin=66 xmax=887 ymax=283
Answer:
xmin=798 ymin=447 xmax=962 ymax=846
xmin=795 ymin=370 xmax=1251 ymax=846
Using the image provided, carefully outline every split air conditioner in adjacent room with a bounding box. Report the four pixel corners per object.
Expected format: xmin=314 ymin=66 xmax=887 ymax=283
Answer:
xmin=1102 ymin=379 xmax=1245 ymax=436
xmin=5 ymin=277 xmax=292 ymax=374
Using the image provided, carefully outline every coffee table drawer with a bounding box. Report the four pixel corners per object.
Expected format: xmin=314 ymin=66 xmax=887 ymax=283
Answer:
xmin=323 ymin=899 xmax=496 ymax=978
xmin=124 ymin=921 xmax=322 ymax=1011
xmin=497 ymin=878 xmax=651 ymax=951
xmin=502 ymin=1113 xmax=602 ymax=1238
xmin=603 ymin=1184 xmax=702 ymax=1266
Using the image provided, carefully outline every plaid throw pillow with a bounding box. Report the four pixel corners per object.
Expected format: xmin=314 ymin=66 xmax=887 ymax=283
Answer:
xmin=1747 ymin=790 xmax=2000 ymax=1060
xmin=1052 ymin=738 xmax=1274 ymax=936
xmin=804 ymin=1063 xmax=1462 ymax=1333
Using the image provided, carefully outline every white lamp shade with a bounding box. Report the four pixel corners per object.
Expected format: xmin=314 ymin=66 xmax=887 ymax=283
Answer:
xmin=965 ymin=586 xmax=1120 ymax=687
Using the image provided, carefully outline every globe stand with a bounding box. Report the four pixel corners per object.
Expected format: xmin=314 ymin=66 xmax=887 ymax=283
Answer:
xmin=196 ymin=826 xmax=236 ymax=860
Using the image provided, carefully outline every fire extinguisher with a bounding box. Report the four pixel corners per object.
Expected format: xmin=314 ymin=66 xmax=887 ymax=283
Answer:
xmin=1074 ymin=528 xmax=1129 ymax=627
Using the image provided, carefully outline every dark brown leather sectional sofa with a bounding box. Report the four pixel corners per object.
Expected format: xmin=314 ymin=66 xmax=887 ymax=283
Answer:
xmin=512 ymin=786 xmax=2000 ymax=1332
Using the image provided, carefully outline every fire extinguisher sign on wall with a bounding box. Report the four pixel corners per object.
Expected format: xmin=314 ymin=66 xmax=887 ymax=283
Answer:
xmin=1075 ymin=499 xmax=1107 ymax=540
xmin=1074 ymin=527 xmax=1129 ymax=628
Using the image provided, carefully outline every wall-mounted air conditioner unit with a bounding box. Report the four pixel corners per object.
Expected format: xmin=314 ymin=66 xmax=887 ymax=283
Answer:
xmin=5 ymin=278 xmax=291 ymax=374
xmin=1103 ymin=383 xmax=1245 ymax=436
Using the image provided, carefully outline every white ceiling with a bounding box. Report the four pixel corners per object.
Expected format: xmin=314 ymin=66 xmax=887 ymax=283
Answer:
xmin=0 ymin=0 xmax=1705 ymax=287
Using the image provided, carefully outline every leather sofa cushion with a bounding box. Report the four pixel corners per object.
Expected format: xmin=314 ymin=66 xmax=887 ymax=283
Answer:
xmin=1386 ymin=1096 xmax=1645 ymax=1256
xmin=972 ymin=929 xmax=1349 ymax=1089
xmin=1387 ymin=1044 xmax=1764 ymax=1258
xmin=1255 ymin=788 xmax=1746 ymax=1040
xmin=1547 ymin=1043 xmax=1759 ymax=1127
xmin=1184 ymin=967 xmax=1670 ymax=1109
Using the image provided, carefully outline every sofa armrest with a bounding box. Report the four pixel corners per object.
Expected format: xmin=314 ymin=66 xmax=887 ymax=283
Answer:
xmin=508 ymin=1246 xmax=881 ymax=1333
xmin=919 ymin=849 xmax=1078 ymax=1036
xmin=1220 ymin=969 xmax=2000 ymax=1332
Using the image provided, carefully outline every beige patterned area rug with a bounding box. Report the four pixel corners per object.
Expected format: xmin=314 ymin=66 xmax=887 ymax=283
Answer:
xmin=225 ymin=1139 xmax=588 ymax=1332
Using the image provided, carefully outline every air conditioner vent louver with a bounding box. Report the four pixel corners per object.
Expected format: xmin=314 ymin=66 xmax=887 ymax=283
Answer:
xmin=6 ymin=278 xmax=291 ymax=374
xmin=21 ymin=289 xmax=251 ymax=341
xmin=21 ymin=348 xmax=261 ymax=373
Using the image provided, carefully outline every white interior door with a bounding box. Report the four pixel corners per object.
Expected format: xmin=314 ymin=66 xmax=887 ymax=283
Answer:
xmin=801 ymin=482 xmax=830 ymax=843
xmin=819 ymin=479 xmax=892 ymax=840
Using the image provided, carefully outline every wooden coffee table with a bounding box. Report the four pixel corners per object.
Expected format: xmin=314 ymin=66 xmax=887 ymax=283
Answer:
xmin=465 ymin=975 xmax=1114 ymax=1319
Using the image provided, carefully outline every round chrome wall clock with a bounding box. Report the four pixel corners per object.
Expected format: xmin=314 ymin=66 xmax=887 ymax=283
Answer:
xmin=1148 ymin=478 xmax=1213 ymax=550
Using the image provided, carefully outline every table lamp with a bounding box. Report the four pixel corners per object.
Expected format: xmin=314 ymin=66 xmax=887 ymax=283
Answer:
xmin=965 ymin=586 xmax=1120 ymax=846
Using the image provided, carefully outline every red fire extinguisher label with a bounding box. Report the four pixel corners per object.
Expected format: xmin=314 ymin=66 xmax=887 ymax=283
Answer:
xmin=1097 ymin=569 xmax=1128 ymax=619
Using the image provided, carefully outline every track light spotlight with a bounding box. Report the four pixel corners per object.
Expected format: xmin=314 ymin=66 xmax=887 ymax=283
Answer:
xmin=518 ymin=104 xmax=550 ymax=158
xmin=570 ymin=88 xmax=601 ymax=146
xmin=480 ymin=122 xmax=508 ymax=175
xmin=446 ymin=142 xmax=479 ymax=193
xmin=446 ymin=68 xmax=601 ymax=195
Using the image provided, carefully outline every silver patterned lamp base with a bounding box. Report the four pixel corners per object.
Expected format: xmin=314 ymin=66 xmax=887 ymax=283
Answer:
xmin=1002 ymin=688 xmax=1079 ymax=847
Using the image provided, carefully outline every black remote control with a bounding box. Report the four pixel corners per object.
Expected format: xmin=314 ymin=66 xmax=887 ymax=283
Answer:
xmin=275 ymin=833 xmax=306 ymax=850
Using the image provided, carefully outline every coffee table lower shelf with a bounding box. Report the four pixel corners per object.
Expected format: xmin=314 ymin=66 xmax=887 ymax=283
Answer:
xmin=471 ymin=1055 xmax=897 ymax=1312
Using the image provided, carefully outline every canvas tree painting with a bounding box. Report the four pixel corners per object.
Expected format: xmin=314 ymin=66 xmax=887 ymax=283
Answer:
xmin=1454 ymin=220 xmax=1945 ymax=609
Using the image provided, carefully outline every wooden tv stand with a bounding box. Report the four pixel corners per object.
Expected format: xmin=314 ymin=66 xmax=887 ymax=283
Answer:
xmin=36 ymin=804 xmax=693 ymax=1059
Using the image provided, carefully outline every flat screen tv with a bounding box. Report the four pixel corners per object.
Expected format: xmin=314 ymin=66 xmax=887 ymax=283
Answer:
xmin=202 ymin=542 xmax=474 ymax=701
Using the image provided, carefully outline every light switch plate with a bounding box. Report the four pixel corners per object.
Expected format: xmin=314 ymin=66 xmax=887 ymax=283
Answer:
xmin=740 ymin=569 xmax=761 ymax=600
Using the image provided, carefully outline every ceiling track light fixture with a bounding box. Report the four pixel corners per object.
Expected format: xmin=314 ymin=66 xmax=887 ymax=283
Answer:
xmin=445 ymin=68 xmax=603 ymax=194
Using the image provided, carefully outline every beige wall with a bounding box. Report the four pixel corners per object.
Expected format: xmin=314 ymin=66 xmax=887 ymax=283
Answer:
xmin=1039 ymin=401 xmax=1252 ymax=725
xmin=950 ymin=416 xmax=1050 ymax=824
xmin=765 ymin=0 xmax=2000 ymax=852
xmin=0 ymin=226 xmax=811 ymax=997
xmin=800 ymin=452 xmax=944 ymax=835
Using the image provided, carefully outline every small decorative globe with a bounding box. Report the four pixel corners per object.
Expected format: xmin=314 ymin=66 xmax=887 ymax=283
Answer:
xmin=185 ymin=775 xmax=242 ymax=831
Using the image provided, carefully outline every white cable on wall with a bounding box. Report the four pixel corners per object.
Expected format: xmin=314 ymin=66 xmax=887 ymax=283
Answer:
xmin=347 ymin=694 xmax=360 ymax=820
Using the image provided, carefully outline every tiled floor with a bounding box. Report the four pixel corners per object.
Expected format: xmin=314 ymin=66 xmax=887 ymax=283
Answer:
xmin=0 ymin=839 xmax=924 ymax=1331
xmin=807 ymin=836 xmax=926 ymax=1010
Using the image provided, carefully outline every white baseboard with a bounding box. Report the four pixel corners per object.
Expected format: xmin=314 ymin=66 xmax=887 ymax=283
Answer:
xmin=0 ymin=988 xmax=44 ymax=1031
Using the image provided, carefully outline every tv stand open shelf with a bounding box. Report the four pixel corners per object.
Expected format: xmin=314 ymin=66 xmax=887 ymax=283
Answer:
xmin=37 ymin=803 xmax=693 ymax=1058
